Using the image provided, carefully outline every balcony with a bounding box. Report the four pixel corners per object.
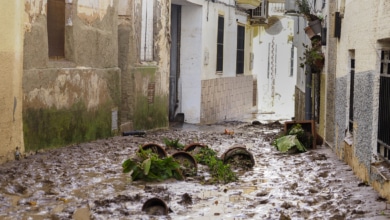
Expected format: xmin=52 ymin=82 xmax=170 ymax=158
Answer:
xmin=236 ymin=0 xmax=261 ymax=10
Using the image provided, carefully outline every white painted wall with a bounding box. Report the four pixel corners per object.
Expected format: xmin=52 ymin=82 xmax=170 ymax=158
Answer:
xmin=200 ymin=1 xmax=247 ymax=79
xmin=179 ymin=5 xmax=203 ymax=123
xmin=177 ymin=0 xmax=249 ymax=123
xmin=252 ymin=16 xmax=297 ymax=121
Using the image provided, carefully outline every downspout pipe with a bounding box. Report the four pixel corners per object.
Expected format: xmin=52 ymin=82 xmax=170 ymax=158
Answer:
xmin=305 ymin=67 xmax=312 ymax=120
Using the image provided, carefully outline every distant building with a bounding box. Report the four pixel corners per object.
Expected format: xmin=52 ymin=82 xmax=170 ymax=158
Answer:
xmin=170 ymin=0 xmax=256 ymax=124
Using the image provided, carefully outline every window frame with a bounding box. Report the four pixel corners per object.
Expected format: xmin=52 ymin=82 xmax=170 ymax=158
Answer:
xmin=236 ymin=24 xmax=245 ymax=75
xmin=216 ymin=15 xmax=224 ymax=73
xmin=348 ymin=51 xmax=355 ymax=132
xmin=47 ymin=0 xmax=66 ymax=60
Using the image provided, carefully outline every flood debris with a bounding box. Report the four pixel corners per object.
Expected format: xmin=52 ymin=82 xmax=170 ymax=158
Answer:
xmin=221 ymin=145 xmax=255 ymax=169
xmin=272 ymin=123 xmax=313 ymax=153
xmin=178 ymin=193 xmax=192 ymax=205
xmin=172 ymin=151 xmax=197 ymax=177
xmin=224 ymin=128 xmax=234 ymax=135
xmin=193 ymin=147 xmax=237 ymax=184
xmin=14 ymin=147 xmax=21 ymax=160
xmin=122 ymin=130 xmax=146 ymax=137
xmin=183 ymin=143 xmax=208 ymax=155
xmin=0 ymin=121 xmax=388 ymax=219
xmin=140 ymin=143 xmax=167 ymax=158
xmin=163 ymin=138 xmax=185 ymax=150
xmin=122 ymin=147 xmax=183 ymax=181
xmin=142 ymin=197 xmax=169 ymax=216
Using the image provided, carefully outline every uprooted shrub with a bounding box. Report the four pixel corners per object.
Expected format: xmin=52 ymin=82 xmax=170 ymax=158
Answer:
xmin=122 ymin=147 xmax=184 ymax=182
xmin=194 ymin=147 xmax=237 ymax=184
xmin=122 ymin=144 xmax=237 ymax=184
xmin=272 ymin=124 xmax=312 ymax=153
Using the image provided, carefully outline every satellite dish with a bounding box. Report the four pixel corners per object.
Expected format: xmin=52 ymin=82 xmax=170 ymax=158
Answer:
xmin=265 ymin=16 xmax=283 ymax=35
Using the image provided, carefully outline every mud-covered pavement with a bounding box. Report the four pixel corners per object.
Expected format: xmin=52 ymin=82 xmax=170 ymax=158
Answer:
xmin=0 ymin=121 xmax=389 ymax=220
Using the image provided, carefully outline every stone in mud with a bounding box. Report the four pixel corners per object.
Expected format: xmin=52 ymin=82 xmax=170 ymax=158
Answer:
xmin=279 ymin=211 xmax=291 ymax=220
xmin=178 ymin=193 xmax=192 ymax=205
xmin=72 ymin=207 xmax=90 ymax=220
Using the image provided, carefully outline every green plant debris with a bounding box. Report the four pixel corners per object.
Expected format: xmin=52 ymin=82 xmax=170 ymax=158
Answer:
xmin=273 ymin=135 xmax=306 ymax=153
xmin=194 ymin=147 xmax=237 ymax=184
xmin=163 ymin=138 xmax=185 ymax=150
xmin=273 ymin=124 xmax=312 ymax=153
xmin=122 ymin=147 xmax=184 ymax=182
xmin=300 ymin=37 xmax=324 ymax=72
xmin=295 ymin=0 xmax=320 ymax=21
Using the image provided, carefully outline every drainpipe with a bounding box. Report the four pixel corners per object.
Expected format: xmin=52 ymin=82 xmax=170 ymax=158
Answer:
xmin=305 ymin=66 xmax=312 ymax=120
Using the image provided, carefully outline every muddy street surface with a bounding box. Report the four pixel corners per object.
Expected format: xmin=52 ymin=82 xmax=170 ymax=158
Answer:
xmin=0 ymin=121 xmax=389 ymax=220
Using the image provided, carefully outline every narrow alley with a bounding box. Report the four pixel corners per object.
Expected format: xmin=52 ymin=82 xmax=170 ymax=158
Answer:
xmin=0 ymin=121 xmax=388 ymax=219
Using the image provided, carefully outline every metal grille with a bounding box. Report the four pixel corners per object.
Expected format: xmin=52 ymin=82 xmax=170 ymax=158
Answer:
xmin=253 ymin=80 xmax=257 ymax=106
xmin=236 ymin=25 xmax=245 ymax=74
xmin=216 ymin=16 xmax=224 ymax=72
xmin=349 ymin=59 xmax=355 ymax=132
xmin=378 ymin=50 xmax=390 ymax=161
xmin=47 ymin=0 xmax=65 ymax=58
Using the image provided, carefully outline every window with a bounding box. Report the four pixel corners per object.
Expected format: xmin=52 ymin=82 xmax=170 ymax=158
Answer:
xmin=378 ymin=49 xmax=390 ymax=161
xmin=348 ymin=51 xmax=355 ymax=132
xmin=47 ymin=0 xmax=65 ymax=59
xmin=236 ymin=25 xmax=245 ymax=74
xmin=140 ymin=0 xmax=154 ymax=61
xmin=216 ymin=15 xmax=224 ymax=72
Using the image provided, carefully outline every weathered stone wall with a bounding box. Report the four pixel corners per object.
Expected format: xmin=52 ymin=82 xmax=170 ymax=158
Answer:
xmin=23 ymin=0 xmax=121 ymax=151
xmin=0 ymin=1 xmax=25 ymax=163
xmin=118 ymin=0 xmax=169 ymax=131
xmin=200 ymin=76 xmax=253 ymax=124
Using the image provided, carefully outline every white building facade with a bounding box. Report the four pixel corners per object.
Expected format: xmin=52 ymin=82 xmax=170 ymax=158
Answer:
xmin=170 ymin=0 xmax=256 ymax=124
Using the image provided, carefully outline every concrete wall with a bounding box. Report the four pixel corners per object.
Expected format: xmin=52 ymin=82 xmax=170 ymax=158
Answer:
xmin=0 ymin=1 xmax=25 ymax=163
xmin=23 ymin=0 xmax=121 ymax=151
xmin=118 ymin=0 xmax=170 ymax=131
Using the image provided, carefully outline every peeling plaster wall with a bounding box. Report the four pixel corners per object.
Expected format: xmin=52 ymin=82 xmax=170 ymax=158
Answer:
xmin=23 ymin=0 xmax=121 ymax=151
xmin=0 ymin=1 xmax=25 ymax=164
xmin=118 ymin=0 xmax=169 ymax=130
xmin=77 ymin=0 xmax=114 ymax=24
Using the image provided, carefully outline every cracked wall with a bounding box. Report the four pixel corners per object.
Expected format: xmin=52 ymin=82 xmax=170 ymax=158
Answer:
xmin=23 ymin=0 xmax=121 ymax=152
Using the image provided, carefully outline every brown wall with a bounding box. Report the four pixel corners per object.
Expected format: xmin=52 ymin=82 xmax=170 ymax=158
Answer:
xmin=118 ymin=0 xmax=170 ymax=131
xmin=22 ymin=0 xmax=121 ymax=152
xmin=0 ymin=1 xmax=25 ymax=163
